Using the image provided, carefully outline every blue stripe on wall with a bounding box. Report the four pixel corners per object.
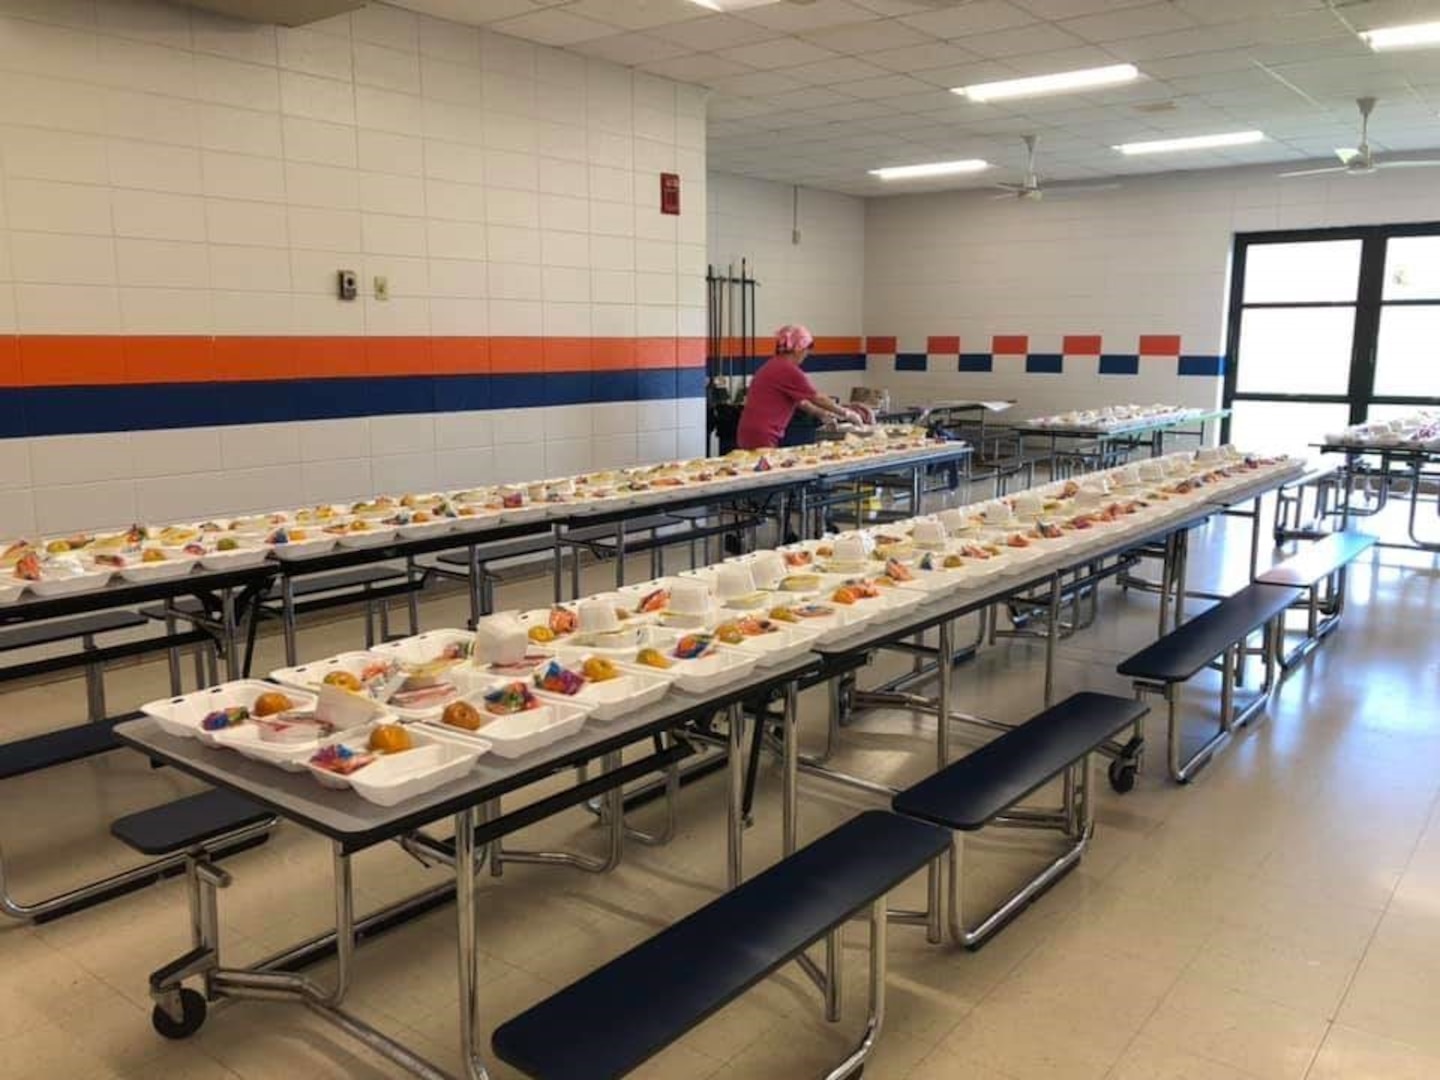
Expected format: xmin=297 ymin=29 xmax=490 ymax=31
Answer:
xmin=0 ymin=373 xmax=706 ymax=439
xmin=1179 ymin=355 xmax=1224 ymax=377
xmin=1025 ymin=354 xmax=1063 ymax=374
xmin=1098 ymin=354 xmax=1140 ymax=375
xmin=957 ymin=353 xmax=993 ymax=373
xmin=895 ymin=353 xmax=927 ymax=372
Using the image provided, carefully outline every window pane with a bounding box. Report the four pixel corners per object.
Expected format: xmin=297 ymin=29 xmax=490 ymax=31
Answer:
xmin=1234 ymin=307 xmax=1355 ymax=395
xmin=1366 ymin=403 xmax=1436 ymax=424
xmin=1383 ymin=235 xmax=1440 ymax=300
xmin=1228 ymin=401 xmax=1351 ymax=455
xmin=1243 ymin=240 xmax=1362 ymax=304
xmin=1374 ymin=305 xmax=1440 ymax=398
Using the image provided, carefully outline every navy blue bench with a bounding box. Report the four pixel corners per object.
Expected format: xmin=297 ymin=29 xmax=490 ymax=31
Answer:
xmin=1256 ymin=529 xmax=1374 ymax=670
xmin=892 ymin=692 xmax=1148 ymax=949
xmin=492 ymin=810 xmax=949 ymax=1080
xmin=1118 ymin=583 xmax=1301 ymax=782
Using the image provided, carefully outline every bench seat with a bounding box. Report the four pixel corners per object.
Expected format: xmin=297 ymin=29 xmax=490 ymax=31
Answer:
xmin=492 ymin=810 xmax=949 ymax=1080
xmin=1118 ymin=584 xmax=1302 ymax=783
xmin=0 ymin=610 xmax=147 ymax=653
xmin=1256 ymin=529 xmax=1375 ymax=588
xmin=111 ymin=789 xmax=276 ymax=856
xmin=892 ymin=692 xmax=1147 ymax=948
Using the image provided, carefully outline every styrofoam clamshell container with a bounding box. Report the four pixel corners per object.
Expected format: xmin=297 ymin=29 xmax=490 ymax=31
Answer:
xmin=269 ymin=651 xmax=391 ymax=695
xmin=532 ymin=656 xmax=673 ymax=719
xmin=29 ymin=568 xmax=113 ymax=597
xmin=393 ymin=518 xmax=453 ymax=539
xmin=333 ymin=526 xmax=397 ymax=549
xmin=198 ymin=544 xmax=271 ymax=570
xmin=419 ymin=691 xmax=587 ymax=759
xmin=713 ymin=622 xmax=819 ymax=667
xmin=372 ymin=627 xmax=475 ymax=667
xmin=309 ymin=725 xmax=486 ymax=804
xmin=209 ymin=698 xmax=388 ymax=770
xmin=141 ymin=681 xmax=320 ymax=743
xmin=0 ymin=580 xmax=26 ymax=603
xmin=627 ymin=629 xmax=759 ymax=694
xmin=268 ymin=536 xmax=336 ymax=559
xmin=116 ymin=551 xmax=199 ymax=583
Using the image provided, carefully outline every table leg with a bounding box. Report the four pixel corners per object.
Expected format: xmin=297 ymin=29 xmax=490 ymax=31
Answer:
xmin=937 ymin=619 xmax=953 ymax=768
xmin=1043 ymin=574 xmax=1061 ymax=708
xmin=614 ymin=520 xmax=627 ymax=589
xmin=453 ymin=806 xmax=492 ymax=1080
xmin=220 ymin=586 xmax=241 ymax=680
xmin=728 ymin=701 xmax=746 ymax=888
xmin=782 ymin=681 xmax=798 ymax=857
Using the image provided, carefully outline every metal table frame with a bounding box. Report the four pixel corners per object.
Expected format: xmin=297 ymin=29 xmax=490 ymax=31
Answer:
xmin=1005 ymin=410 xmax=1229 ymax=478
xmin=113 ymin=655 xmax=815 ymax=1080
xmin=1313 ymin=443 xmax=1440 ymax=552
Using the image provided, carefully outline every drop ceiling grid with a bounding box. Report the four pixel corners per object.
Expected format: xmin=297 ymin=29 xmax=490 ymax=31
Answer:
xmin=389 ymin=0 xmax=1440 ymax=194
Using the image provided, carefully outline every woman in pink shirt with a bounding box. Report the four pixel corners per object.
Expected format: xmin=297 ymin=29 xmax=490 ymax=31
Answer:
xmin=736 ymin=325 xmax=860 ymax=450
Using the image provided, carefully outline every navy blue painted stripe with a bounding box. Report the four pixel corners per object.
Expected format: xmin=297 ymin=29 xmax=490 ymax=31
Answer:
xmin=1025 ymin=354 xmax=1063 ymax=374
xmin=1099 ymin=354 xmax=1140 ymax=376
xmin=957 ymin=353 xmax=993 ymax=373
xmin=725 ymin=353 xmax=865 ymax=377
xmin=1179 ymin=355 xmax=1224 ymax=377
xmin=895 ymin=353 xmax=927 ymax=372
xmin=0 ymin=372 xmax=706 ymax=439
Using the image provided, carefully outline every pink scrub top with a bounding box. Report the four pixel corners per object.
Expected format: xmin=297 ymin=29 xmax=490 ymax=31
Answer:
xmin=736 ymin=357 xmax=819 ymax=450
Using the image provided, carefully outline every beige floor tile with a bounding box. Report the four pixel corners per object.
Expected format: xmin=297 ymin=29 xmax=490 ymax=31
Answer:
xmin=1305 ymin=1024 xmax=1440 ymax=1080
xmin=1104 ymin=1037 xmax=1268 ymax=1079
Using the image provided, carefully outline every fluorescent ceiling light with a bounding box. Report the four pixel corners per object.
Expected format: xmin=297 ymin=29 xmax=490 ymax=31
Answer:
xmin=1360 ymin=21 xmax=1440 ymax=50
xmin=953 ymin=63 xmax=1139 ymax=103
xmin=868 ymin=159 xmax=990 ymax=181
xmin=1115 ymin=130 xmax=1266 ymax=155
xmin=687 ymin=0 xmax=785 ymax=10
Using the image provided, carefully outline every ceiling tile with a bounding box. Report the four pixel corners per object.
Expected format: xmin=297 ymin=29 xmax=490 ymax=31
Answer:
xmin=911 ymin=61 xmax=1025 ymax=89
xmin=738 ymin=0 xmax=880 ymax=32
xmin=801 ymin=18 xmax=934 ymax=54
xmin=1060 ymin=2 xmax=1199 ymax=44
xmin=764 ymin=86 xmax=860 ymax=111
xmin=1004 ymin=44 xmax=1123 ymax=74
xmin=489 ymin=8 xmax=616 ymax=47
xmin=864 ymin=41 xmax=981 ymax=73
xmin=718 ymin=38 xmax=840 ymax=70
xmin=829 ymin=73 xmax=939 ymax=99
xmin=640 ymin=52 xmax=752 ymax=81
xmin=647 ymin=13 xmax=779 ymax=50
xmin=571 ymin=32 xmax=693 ymax=65
xmin=960 ymin=23 xmax=1090 ymax=58
xmin=901 ymin=1 xmax=1037 ymax=41
xmin=1012 ymin=0 xmax=1155 ymax=16
xmin=785 ymin=56 xmax=894 ymax=85
xmin=562 ymin=0 xmax=708 ymax=31
xmin=708 ymin=70 xmax=807 ymax=96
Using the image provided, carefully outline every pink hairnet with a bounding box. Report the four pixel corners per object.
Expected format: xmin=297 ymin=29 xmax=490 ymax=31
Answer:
xmin=774 ymin=325 xmax=814 ymax=355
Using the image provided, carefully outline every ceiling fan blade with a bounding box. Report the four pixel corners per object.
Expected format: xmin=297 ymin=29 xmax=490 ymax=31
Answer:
xmin=1335 ymin=147 xmax=1361 ymax=165
xmin=992 ymin=182 xmax=1026 ymax=192
xmin=990 ymin=191 xmax=1022 ymax=200
xmin=1046 ymin=182 xmax=1122 ymax=196
xmin=1279 ymin=165 xmax=1348 ymax=178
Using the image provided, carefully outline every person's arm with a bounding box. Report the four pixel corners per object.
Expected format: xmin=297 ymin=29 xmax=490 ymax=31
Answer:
xmin=798 ymin=395 xmax=859 ymax=422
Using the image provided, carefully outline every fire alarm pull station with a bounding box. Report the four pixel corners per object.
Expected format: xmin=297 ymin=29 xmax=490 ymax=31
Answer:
xmin=660 ymin=172 xmax=680 ymax=215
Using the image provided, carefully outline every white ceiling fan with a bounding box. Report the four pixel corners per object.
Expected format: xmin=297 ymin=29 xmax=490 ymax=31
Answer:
xmin=991 ymin=134 xmax=1119 ymax=201
xmin=1281 ymin=96 xmax=1440 ymax=177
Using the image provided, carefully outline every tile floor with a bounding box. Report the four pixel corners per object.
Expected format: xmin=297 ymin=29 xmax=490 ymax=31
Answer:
xmin=1 ymin=503 xmax=1438 ymax=1079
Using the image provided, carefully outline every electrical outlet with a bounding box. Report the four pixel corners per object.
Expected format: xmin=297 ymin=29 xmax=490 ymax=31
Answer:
xmin=337 ymin=269 xmax=357 ymax=300
xmin=374 ymin=275 xmax=390 ymax=301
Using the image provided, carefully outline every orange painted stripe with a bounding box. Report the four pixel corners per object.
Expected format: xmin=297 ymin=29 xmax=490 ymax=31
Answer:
xmin=123 ymin=336 xmax=212 ymax=384
xmin=19 ymin=336 xmax=127 ymax=387
xmin=865 ymin=336 xmax=897 ymax=354
xmin=1063 ymin=335 xmax=1102 ymax=356
xmin=543 ymin=337 xmax=592 ymax=372
xmin=431 ymin=337 xmax=490 ymax=376
xmin=677 ymin=338 xmax=705 ymax=369
xmin=489 ymin=338 xmax=545 ymax=375
xmin=1140 ymin=334 xmax=1182 ymax=356
xmin=993 ymin=335 xmax=1029 ymax=355
xmin=366 ymin=337 xmax=434 ymax=377
xmin=591 ymin=339 xmax=636 ymax=372
xmin=812 ymin=336 xmax=862 ymax=355
xmin=636 ymin=338 xmax=676 ymax=369
xmin=0 ymin=336 xmax=18 ymax=387
xmin=288 ymin=338 xmax=366 ymax=379
xmin=927 ymin=336 xmax=960 ymax=354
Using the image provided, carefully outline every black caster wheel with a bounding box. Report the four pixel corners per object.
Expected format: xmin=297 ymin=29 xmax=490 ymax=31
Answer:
xmin=152 ymin=988 xmax=207 ymax=1040
xmin=1108 ymin=758 xmax=1138 ymax=794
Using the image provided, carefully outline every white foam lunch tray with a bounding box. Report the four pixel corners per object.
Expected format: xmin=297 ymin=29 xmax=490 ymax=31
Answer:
xmin=269 ymin=651 xmax=391 ymax=695
xmin=422 ymin=693 xmax=587 ymax=758
xmin=532 ymin=656 xmax=673 ymax=720
xmin=309 ymin=725 xmax=486 ymax=805
xmin=141 ymin=681 xmax=321 ymax=743
xmin=629 ymin=630 xmax=759 ymax=694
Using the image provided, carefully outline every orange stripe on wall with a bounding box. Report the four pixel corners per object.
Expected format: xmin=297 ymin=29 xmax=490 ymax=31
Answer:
xmin=1063 ymin=335 xmax=1102 ymax=355
xmin=865 ymin=336 xmax=897 ymax=354
xmin=927 ymin=336 xmax=960 ymax=354
xmin=993 ymin=335 xmax=1029 ymax=355
xmin=5 ymin=336 xmax=709 ymax=387
xmin=1139 ymin=334 xmax=1182 ymax=356
xmin=812 ymin=336 xmax=862 ymax=354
